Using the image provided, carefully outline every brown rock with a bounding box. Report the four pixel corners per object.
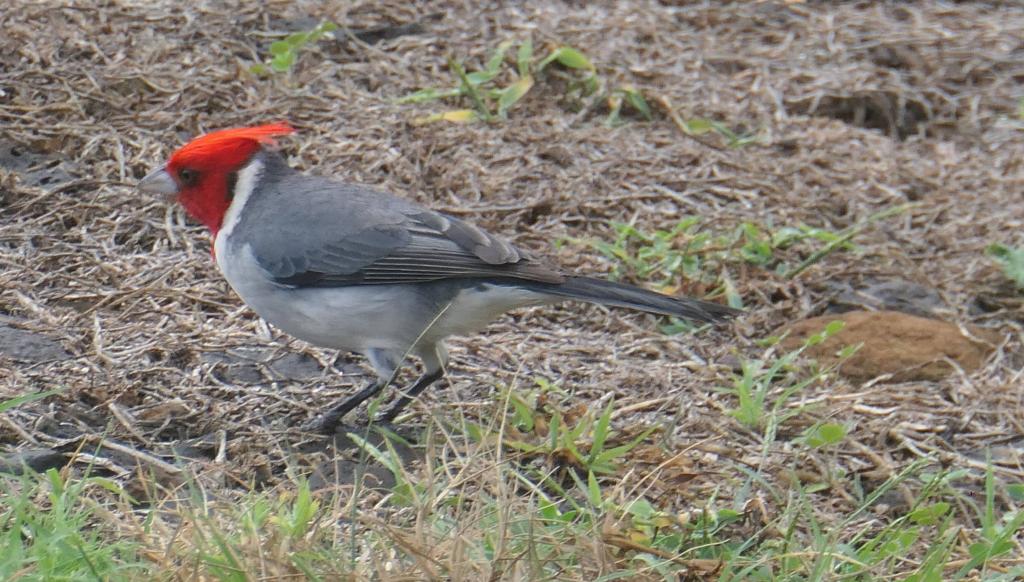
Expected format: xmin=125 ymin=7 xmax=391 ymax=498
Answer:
xmin=779 ymin=310 xmax=1001 ymax=382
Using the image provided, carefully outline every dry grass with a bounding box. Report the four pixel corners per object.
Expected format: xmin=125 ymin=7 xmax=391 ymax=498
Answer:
xmin=1 ymin=1 xmax=1022 ymax=580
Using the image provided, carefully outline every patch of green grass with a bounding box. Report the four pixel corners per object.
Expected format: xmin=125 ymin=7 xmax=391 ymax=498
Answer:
xmin=714 ymin=455 xmax=1024 ymax=581
xmin=954 ymin=457 xmax=1024 ymax=580
xmin=403 ymin=39 xmax=758 ymax=143
xmin=671 ymin=114 xmax=760 ymax=148
xmin=0 ymin=389 xmax=60 ymax=414
xmin=464 ymin=385 xmax=656 ymax=476
xmin=603 ymin=85 xmax=653 ymax=127
xmin=721 ymin=320 xmax=856 ymax=434
xmin=170 ymin=476 xmax=355 ymax=580
xmin=250 ymin=21 xmax=338 ymax=76
xmin=2 ymin=385 xmax=1020 ymax=580
xmin=986 ymin=243 xmax=1024 ymax=289
xmin=575 ymin=217 xmax=849 ymax=310
xmin=798 ymin=421 xmax=850 ymax=450
xmin=399 ymin=39 xmax=652 ymax=126
xmin=575 ymin=204 xmax=914 ymax=316
xmin=0 ymin=468 xmax=148 ymax=581
xmin=2 ymin=422 xmax=1022 ymax=580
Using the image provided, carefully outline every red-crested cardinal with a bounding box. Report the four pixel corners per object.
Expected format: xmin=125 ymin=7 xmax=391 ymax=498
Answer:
xmin=139 ymin=124 xmax=737 ymax=431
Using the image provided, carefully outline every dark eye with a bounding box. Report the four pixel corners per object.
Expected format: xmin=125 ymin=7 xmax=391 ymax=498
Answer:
xmin=178 ymin=168 xmax=199 ymax=186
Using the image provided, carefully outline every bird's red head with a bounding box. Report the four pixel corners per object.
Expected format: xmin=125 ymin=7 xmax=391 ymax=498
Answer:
xmin=142 ymin=123 xmax=295 ymax=234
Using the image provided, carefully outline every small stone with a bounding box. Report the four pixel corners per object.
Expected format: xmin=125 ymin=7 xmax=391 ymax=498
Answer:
xmin=827 ymin=278 xmax=948 ymax=318
xmin=268 ymin=352 xmax=322 ymax=380
xmin=200 ymin=348 xmax=325 ymax=384
xmin=0 ymin=323 xmax=71 ymax=363
xmin=201 ymin=350 xmax=264 ymax=384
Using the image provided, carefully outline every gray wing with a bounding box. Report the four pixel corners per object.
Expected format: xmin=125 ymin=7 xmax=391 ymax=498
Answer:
xmin=239 ymin=169 xmax=564 ymax=288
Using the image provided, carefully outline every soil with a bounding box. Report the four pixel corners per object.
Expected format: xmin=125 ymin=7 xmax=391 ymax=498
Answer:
xmin=780 ymin=310 xmax=1003 ymax=383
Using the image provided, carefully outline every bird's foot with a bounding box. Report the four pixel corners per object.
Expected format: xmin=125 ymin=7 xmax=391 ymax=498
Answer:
xmin=302 ymin=410 xmax=401 ymax=436
xmin=301 ymin=414 xmax=344 ymax=434
xmin=302 ymin=406 xmax=362 ymax=435
xmin=304 ymin=380 xmax=388 ymax=434
xmin=374 ymin=403 xmax=407 ymax=425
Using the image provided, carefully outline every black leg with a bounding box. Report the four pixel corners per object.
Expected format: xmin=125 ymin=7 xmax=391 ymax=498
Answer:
xmin=377 ymin=368 xmax=444 ymax=423
xmin=313 ymin=379 xmax=386 ymax=433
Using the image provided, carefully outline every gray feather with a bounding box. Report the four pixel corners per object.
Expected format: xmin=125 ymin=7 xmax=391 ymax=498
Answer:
xmin=232 ymin=152 xmax=564 ymax=287
xmin=522 ymin=277 xmax=740 ymax=323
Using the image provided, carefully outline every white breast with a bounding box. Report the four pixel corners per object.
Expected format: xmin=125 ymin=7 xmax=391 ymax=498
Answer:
xmin=213 ymin=157 xmax=264 ymax=271
xmin=217 ymin=241 xmax=423 ymax=351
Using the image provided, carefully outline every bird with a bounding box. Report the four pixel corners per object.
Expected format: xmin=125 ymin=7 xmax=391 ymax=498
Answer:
xmin=138 ymin=123 xmax=738 ymax=432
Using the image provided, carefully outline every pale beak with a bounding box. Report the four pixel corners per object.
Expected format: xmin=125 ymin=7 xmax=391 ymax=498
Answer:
xmin=138 ymin=168 xmax=178 ymax=198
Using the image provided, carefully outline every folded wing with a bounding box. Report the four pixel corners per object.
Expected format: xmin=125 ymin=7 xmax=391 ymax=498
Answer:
xmin=240 ymin=171 xmax=564 ymax=288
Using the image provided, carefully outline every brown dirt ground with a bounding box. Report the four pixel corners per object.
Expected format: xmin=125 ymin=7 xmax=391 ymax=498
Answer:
xmin=1 ymin=0 xmax=1023 ymax=577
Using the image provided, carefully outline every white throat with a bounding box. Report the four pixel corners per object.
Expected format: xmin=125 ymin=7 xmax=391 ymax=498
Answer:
xmin=214 ymin=157 xmax=263 ymax=262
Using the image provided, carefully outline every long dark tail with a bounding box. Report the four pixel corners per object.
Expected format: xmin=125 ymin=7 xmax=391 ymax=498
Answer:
xmin=529 ymin=276 xmax=740 ymax=323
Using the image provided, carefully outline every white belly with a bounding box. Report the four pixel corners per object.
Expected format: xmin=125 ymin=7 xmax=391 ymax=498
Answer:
xmin=213 ymin=238 xmax=553 ymax=355
xmin=433 ymin=283 xmax=550 ymax=338
xmin=214 ymin=241 xmax=416 ymax=352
